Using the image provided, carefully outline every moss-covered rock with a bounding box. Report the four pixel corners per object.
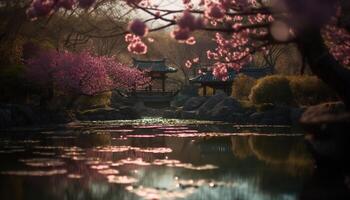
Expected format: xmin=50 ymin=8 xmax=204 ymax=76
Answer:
xmin=76 ymin=107 xmax=139 ymax=121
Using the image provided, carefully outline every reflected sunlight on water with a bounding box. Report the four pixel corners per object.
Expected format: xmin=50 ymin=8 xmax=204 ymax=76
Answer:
xmin=0 ymin=118 xmax=313 ymax=200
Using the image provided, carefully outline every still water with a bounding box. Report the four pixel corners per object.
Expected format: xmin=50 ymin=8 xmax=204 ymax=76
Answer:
xmin=0 ymin=118 xmax=313 ymax=200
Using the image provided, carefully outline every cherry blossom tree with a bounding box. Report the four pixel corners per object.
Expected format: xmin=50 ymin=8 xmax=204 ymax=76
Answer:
xmin=25 ymin=0 xmax=350 ymax=108
xmin=26 ymin=50 xmax=149 ymax=97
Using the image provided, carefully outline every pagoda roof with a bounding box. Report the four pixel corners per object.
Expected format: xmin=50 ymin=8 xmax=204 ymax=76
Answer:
xmin=190 ymin=69 xmax=236 ymax=83
xmin=190 ymin=65 xmax=274 ymax=84
xmin=133 ymin=58 xmax=177 ymax=73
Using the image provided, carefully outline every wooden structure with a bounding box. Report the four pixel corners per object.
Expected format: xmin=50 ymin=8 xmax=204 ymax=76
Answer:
xmin=190 ymin=65 xmax=274 ymax=96
xmin=131 ymin=58 xmax=178 ymax=107
xmin=133 ymin=58 xmax=177 ymax=92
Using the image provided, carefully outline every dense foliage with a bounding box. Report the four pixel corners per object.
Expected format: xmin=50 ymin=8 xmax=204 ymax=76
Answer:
xmin=24 ymin=1 xmax=349 ymax=68
xmin=288 ymin=76 xmax=338 ymax=106
xmin=247 ymin=75 xmax=338 ymax=106
xmin=231 ymin=74 xmax=256 ymax=101
xmin=249 ymin=75 xmax=293 ymax=105
xmin=22 ymin=0 xmax=350 ymax=107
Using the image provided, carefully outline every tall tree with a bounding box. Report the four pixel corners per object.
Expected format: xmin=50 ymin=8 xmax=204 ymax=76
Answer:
xmin=25 ymin=0 xmax=350 ymax=108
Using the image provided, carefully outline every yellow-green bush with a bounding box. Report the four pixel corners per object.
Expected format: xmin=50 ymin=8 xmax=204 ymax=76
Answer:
xmin=248 ymin=75 xmax=338 ymax=106
xmin=249 ymin=75 xmax=294 ymax=105
xmin=231 ymin=74 xmax=257 ymax=100
xmin=288 ymin=75 xmax=337 ymax=105
xmin=73 ymin=92 xmax=112 ymax=110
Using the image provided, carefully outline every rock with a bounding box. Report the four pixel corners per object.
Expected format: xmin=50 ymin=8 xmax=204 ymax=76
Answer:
xmin=300 ymin=101 xmax=350 ymax=171
xmin=244 ymin=108 xmax=256 ymax=117
xmin=119 ymin=106 xmax=140 ymax=119
xmin=111 ymin=90 xmax=135 ymax=107
xmin=163 ymin=110 xmax=177 ymax=118
xmin=181 ymin=111 xmax=197 ymax=119
xmin=0 ymin=106 xmax=12 ymax=128
xmin=213 ymin=97 xmax=243 ymax=113
xmin=300 ymin=101 xmax=349 ymax=126
xmin=249 ymin=112 xmax=265 ymax=123
xmin=248 ymin=105 xmax=291 ymax=125
xmin=290 ymin=107 xmax=305 ymax=125
xmin=133 ymin=101 xmax=147 ymax=113
xmin=230 ymin=113 xmax=247 ymax=123
xmin=174 ymin=108 xmax=183 ymax=118
xmin=0 ymin=104 xmax=40 ymax=128
xmin=183 ymin=96 xmax=207 ymax=111
xmin=207 ymin=97 xmax=243 ymax=121
xmin=171 ymin=94 xmax=191 ymax=107
xmin=76 ymin=107 xmax=139 ymax=121
xmin=171 ymin=85 xmax=199 ymax=107
xmin=197 ymin=93 xmax=227 ymax=116
xmin=209 ymin=106 xmax=241 ymax=121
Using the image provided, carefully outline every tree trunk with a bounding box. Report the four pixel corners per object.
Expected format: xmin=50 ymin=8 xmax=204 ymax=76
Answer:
xmin=299 ymin=29 xmax=350 ymax=109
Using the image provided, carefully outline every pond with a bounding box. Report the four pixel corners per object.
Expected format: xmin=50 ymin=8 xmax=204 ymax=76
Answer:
xmin=0 ymin=118 xmax=313 ymax=200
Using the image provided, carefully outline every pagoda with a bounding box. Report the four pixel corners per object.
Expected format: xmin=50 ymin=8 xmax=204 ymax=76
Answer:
xmin=133 ymin=58 xmax=177 ymax=92
xmin=130 ymin=58 xmax=178 ymax=107
xmin=190 ymin=64 xmax=274 ymax=96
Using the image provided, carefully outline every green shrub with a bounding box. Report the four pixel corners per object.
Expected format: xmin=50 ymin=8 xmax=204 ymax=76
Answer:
xmin=0 ymin=64 xmax=31 ymax=103
xmin=231 ymin=74 xmax=257 ymax=100
xmin=249 ymin=75 xmax=294 ymax=105
xmin=288 ymin=76 xmax=338 ymax=105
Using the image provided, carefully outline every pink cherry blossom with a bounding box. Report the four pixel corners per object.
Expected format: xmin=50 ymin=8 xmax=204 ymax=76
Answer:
xmin=26 ymin=7 xmax=38 ymax=20
xmin=212 ymin=63 xmax=228 ymax=81
xmin=78 ymin=0 xmax=96 ymax=8
xmin=25 ymin=50 xmax=149 ymax=95
xmin=24 ymin=0 xmax=350 ymax=84
xmin=127 ymin=41 xmax=148 ymax=54
xmin=206 ymin=4 xmax=225 ymax=19
xmin=183 ymin=0 xmax=191 ymax=5
xmin=322 ymin=24 xmax=350 ymax=66
xmin=177 ymin=11 xmax=196 ymax=30
xmin=58 ymin=0 xmax=75 ymax=10
xmin=128 ymin=19 xmax=148 ymax=37
xmin=147 ymin=37 xmax=155 ymax=42
xmin=171 ymin=28 xmax=191 ymax=41
xmin=32 ymin=0 xmax=54 ymax=17
xmin=186 ymin=37 xmax=196 ymax=45
xmin=185 ymin=60 xmax=192 ymax=68
xmin=125 ymin=34 xmax=138 ymax=43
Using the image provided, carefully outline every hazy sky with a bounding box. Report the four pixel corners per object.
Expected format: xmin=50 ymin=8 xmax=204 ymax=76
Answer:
xmin=136 ymin=0 xmax=201 ymax=28
xmin=151 ymin=0 xmax=188 ymax=10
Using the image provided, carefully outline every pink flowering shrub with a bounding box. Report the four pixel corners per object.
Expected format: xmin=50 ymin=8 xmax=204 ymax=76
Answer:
xmin=26 ymin=50 xmax=149 ymax=96
xmin=322 ymin=24 xmax=350 ymax=66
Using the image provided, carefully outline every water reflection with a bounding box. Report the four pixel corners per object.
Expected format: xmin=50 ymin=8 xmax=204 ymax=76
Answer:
xmin=0 ymin=119 xmax=314 ymax=200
